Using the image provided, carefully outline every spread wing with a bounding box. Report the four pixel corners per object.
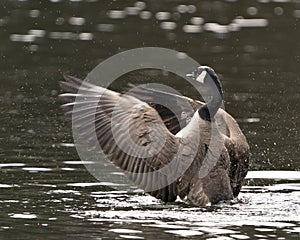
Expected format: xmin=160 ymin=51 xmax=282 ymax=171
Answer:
xmin=128 ymin=84 xmax=201 ymax=134
xmin=60 ymin=75 xmax=185 ymax=202
xmin=128 ymin=85 xmax=250 ymax=197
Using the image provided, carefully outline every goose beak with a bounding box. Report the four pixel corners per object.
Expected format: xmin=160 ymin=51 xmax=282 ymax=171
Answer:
xmin=186 ymin=73 xmax=195 ymax=79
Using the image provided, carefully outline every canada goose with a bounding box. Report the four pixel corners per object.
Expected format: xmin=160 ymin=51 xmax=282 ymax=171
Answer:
xmin=60 ymin=66 xmax=250 ymax=206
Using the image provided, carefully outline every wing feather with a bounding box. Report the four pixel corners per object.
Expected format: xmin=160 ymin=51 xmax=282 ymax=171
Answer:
xmin=60 ymin=75 xmax=181 ymax=202
xmin=127 ymin=84 xmax=250 ymax=198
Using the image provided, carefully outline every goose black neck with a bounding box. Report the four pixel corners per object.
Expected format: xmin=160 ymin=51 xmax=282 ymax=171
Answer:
xmin=198 ymin=74 xmax=223 ymax=121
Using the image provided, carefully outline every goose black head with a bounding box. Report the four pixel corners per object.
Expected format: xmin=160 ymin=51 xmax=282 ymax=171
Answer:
xmin=186 ymin=66 xmax=219 ymax=85
xmin=186 ymin=66 xmax=224 ymax=121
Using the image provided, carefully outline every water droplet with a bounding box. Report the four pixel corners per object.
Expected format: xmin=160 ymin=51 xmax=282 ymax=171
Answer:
xmin=176 ymin=5 xmax=189 ymax=14
xmin=187 ymin=5 xmax=197 ymax=14
xmin=247 ymin=7 xmax=258 ymax=16
xmin=134 ymin=1 xmax=146 ymax=10
xmin=56 ymin=17 xmax=65 ymax=25
xmin=274 ymin=7 xmax=284 ymax=16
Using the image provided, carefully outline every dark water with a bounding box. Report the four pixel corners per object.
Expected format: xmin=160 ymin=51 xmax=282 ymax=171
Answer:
xmin=0 ymin=0 xmax=300 ymax=239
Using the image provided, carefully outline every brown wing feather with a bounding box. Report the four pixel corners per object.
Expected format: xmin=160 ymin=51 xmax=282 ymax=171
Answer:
xmin=128 ymin=84 xmax=232 ymax=136
xmin=60 ymin=75 xmax=250 ymax=204
xmin=221 ymin=112 xmax=250 ymax=197
xmin=127 ymin=85 xmax=250 ymax=198
xmin=60 ymin=75 xmax=180 ymax=202
xmin=128 ymin=84 xmax=199 ymax=134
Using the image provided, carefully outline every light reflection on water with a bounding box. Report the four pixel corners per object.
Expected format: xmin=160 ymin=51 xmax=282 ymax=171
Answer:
xmin=0 ymin=156 xmax=299 ymax=239
xmin=1 ymin=0 xmax=299 ymax=239
xmin=8 ymin=17 xmax=271 ymax=42
xmin=79 ymin=185 xmax=300 ymax=239
xmin=6 ymin=0 xmax=286 ymax=44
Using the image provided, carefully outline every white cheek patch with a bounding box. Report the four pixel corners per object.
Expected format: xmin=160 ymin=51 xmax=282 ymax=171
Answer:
xmin=196 ymin=71 xmax=207 ymax=84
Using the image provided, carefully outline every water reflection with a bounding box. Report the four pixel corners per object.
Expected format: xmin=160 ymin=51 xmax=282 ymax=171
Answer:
xmin=28 ymin=9 xmax=40 ymax=18
xmin=139 ymin=11 xmax=152 ymax=20
xmin=108 ymin=10 xmax=127 ymax=19
xmin=10 ymin=34 xmax=36 ymax=42
xmin=79 ymin=181 xmax=300 ymax=238
xmin=1 ymin=174 xmax=299 ymax=239
xmin=10 ymin=213 xmax=37 ymax=219
xmin=155 ymin=12 xmax=171 ymax=21
xmin=3 ymin=0 xmax=280 ymax=46
xmin=1 ymin=0 xmax=299 ymax=239
xmin=160 ymin=21 xmax=177 ymax=31
xmin=232 ymin=18 xmax=268 ymax=28
xmin=183 ymin=25 xmax=202 ymax=34
xmin=22 ymin=167 xmax=52 ymax=172
xmin=68 ymin=17 xmax=85 ymax=26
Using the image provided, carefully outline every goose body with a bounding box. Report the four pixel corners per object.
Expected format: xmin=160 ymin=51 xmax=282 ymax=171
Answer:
xmin=60 ymin=66 xmax=250 ymax=206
